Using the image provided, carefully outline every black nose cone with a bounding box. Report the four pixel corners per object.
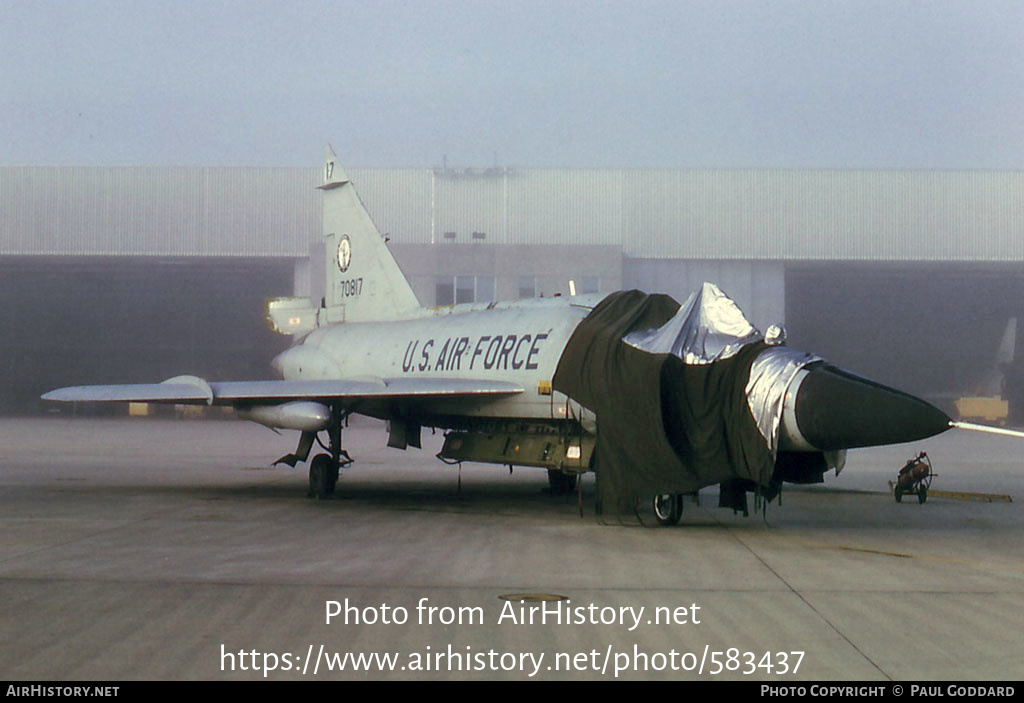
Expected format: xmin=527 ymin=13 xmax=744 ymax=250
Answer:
xmin=795 ymin=364 xmax=951 ymax=450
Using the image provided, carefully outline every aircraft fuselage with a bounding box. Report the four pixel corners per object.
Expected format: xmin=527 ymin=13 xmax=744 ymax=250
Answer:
xmin=271 ymin=295 xmax=603 ymax=424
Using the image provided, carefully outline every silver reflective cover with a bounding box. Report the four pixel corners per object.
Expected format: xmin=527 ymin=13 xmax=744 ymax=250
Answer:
xmin=623 ymin=282 xmax=762 ymax=364
xmin=623 ymin=282 xmax=822 ymax=457
xmin=745 ymin=347 xmax=821 ymax=454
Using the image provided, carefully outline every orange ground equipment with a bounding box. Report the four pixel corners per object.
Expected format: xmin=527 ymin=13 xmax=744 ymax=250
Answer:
xmin=895 ymin=451 xmax=934 ymax=504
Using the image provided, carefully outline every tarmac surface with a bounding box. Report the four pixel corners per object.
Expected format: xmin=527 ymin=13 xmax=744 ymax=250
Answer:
xmin=1 ymin=415 xmax=1022 ymax=681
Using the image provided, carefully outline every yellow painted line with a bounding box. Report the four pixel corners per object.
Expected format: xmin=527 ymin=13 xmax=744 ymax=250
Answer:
xmin=887 ymin=481 xmax=1011 ymax=503
xmin=927 ymin=490 xmax=1012 ymax=503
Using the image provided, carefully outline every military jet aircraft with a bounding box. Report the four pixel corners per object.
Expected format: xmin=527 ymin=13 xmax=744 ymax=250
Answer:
xmin=44 ymin=146 xmax=1014 ymax=523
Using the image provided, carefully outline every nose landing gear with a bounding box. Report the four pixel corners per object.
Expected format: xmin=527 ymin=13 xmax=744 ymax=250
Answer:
xmin=653 ymin=493 xmax=684 ymax=526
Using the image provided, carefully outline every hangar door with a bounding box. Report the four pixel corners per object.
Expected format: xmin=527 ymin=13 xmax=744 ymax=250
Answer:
xmin=785 ymin=264 xmax=1024 ymax=411
xmin=0 ymin=258 xmax=294 ymax=414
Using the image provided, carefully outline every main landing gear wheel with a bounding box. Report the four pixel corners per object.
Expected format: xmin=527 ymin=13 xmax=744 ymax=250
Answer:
xmin=653 ymin=494 xmax=683 ymax=526
xmin=309 ymin=453 xmax=337 ymax=500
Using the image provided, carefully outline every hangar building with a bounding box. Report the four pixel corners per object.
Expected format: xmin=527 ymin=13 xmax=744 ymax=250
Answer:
xmin=2 ymin=165 xmax=1022 ymax=413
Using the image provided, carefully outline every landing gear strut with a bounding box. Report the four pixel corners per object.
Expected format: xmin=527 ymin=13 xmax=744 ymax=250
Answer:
xmin=306 ymin=406 xmax=352 ymax=500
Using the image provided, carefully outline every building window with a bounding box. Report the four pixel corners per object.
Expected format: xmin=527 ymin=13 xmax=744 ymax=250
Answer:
xmin=476 ymin=276 xmax=495 ymax=303
xmin=435 ymin=277 xmax=455 ymax=306
xmin=436 ymin=275 xmax=495 ymax=305
xmin=455 ymin=275 xmax=475 ymax=304
xmin=518 ymin=276 xmax=536 ymax=299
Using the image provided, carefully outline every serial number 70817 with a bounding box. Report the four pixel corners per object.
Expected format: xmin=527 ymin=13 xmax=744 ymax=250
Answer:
xmin=338 ymin=278 xmax=363 ymax=297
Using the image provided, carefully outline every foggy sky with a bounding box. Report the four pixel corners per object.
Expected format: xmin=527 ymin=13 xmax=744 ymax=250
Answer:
xmin=3 ymin=0 xmax=1023 ymax=169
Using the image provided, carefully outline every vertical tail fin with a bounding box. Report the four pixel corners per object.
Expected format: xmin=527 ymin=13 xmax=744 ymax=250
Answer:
xmin=318 ymin=145 xmax=420 ymax=323
xmin=976 ymin=317 xmax=1017 ymax=396
xmin=996 ymin=317 xmax=1017 ymax=367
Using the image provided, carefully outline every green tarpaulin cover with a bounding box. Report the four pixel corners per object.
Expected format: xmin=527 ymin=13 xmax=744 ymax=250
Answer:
xmin=553 ymin=290 xmax=783 ymax=518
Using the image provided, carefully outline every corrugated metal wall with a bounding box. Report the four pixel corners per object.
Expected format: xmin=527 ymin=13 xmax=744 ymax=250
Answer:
xmin=0 ymin=166 xmax=320 ymax=257
xmin=351 ymin=169 xmax=432 ymax=243
xmin=619 ymin=169 xmax=1024 ymax=261
xmin=3 ymin=166 xmax=1022 ymax=261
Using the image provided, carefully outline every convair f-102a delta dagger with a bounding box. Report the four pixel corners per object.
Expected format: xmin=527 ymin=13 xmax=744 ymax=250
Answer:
xmin=43 ymin=146 xmax=1017 ymax=523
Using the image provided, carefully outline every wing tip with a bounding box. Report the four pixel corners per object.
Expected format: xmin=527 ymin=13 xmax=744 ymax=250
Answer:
xmin=41 ymin=387 xmax=73 ymax=402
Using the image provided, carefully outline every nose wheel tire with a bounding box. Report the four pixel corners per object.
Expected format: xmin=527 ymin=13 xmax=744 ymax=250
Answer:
xmin=653 ymin=493 xmax=683 ymax=526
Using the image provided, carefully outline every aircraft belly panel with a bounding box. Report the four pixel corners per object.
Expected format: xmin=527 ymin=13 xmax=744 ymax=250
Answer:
xmin=439 ymin=431 xmax=594 ymax=471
